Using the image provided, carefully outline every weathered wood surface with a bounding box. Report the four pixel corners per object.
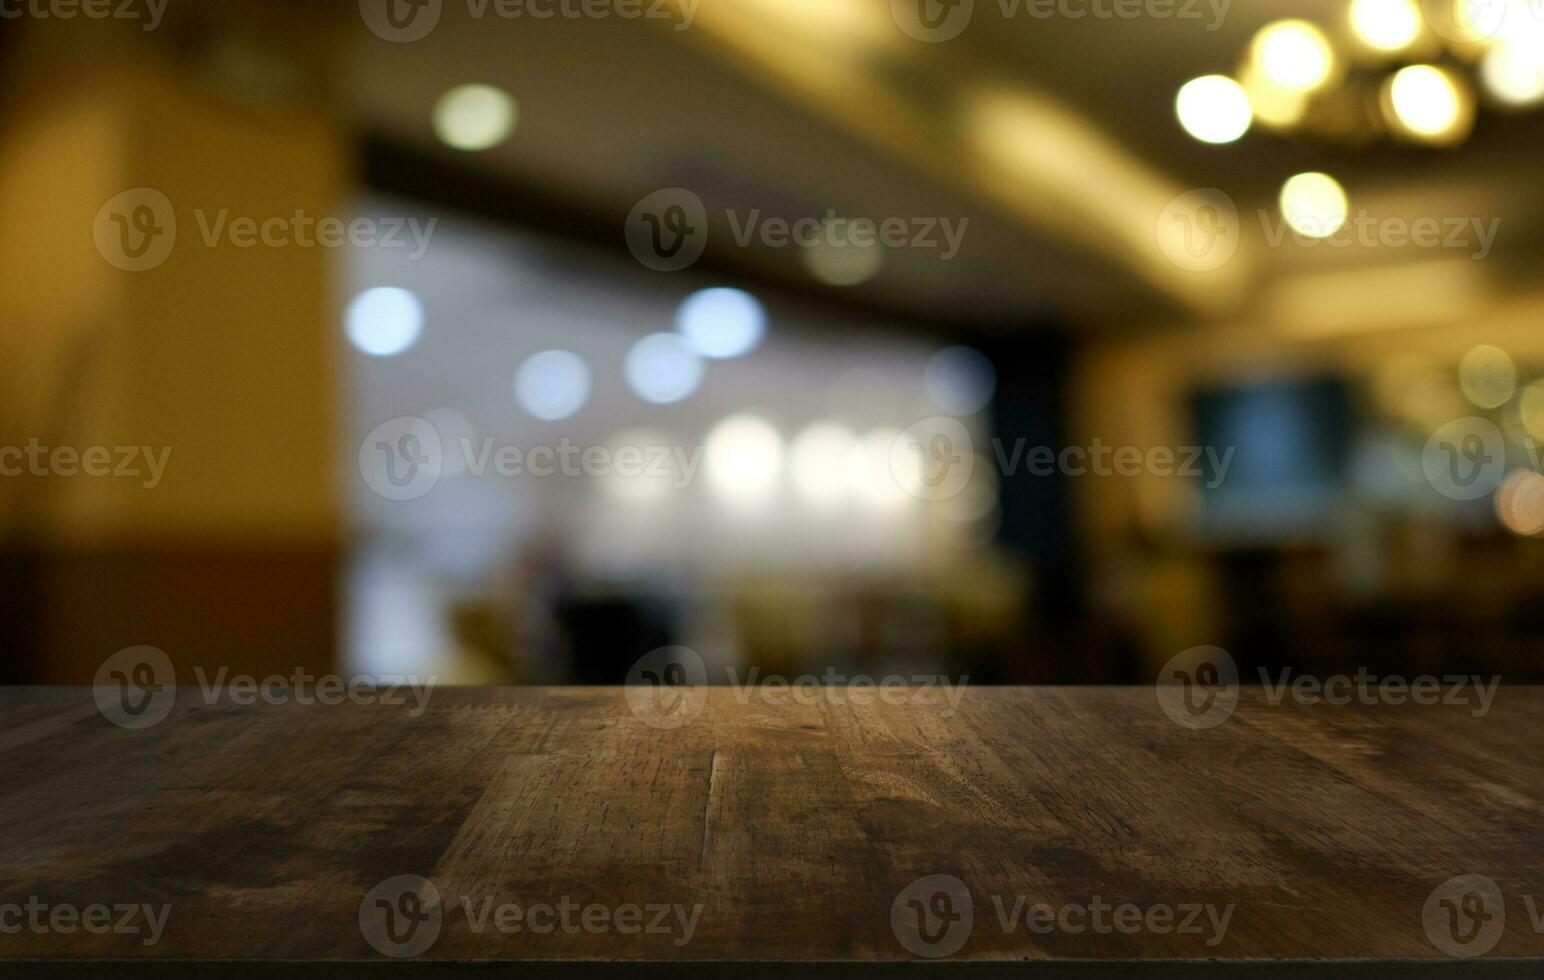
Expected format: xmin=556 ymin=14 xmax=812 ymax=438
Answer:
xmin=0 ymin=685 xmax=1540 ymax=970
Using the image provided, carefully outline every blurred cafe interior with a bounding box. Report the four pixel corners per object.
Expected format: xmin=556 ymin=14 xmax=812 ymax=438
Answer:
xmin=5 ymin=0 xmax=1544 ymax=688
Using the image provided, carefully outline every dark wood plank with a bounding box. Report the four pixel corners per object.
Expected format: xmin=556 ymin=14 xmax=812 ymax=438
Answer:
xmin=0 ymin=686 xmax=1540 ymax=973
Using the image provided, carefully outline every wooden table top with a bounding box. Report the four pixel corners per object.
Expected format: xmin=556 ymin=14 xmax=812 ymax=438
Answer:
xmin=1 ymin=684 xmax=1541 ymax=977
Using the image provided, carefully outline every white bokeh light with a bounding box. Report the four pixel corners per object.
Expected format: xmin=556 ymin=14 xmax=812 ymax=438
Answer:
xmin=345 ymin=287 xmax=424 ymax=357
xmin=704 ymin=414 xmax=783 ymax=506
xmin=432 ymin=84 xmax=518 ymax=151
xmin=1175 ymin=75 xmax=1253 ymax=144
xmin=676 ymin=287 xmax=766 ymax=359
xmin=925 ymin=346 xmax=997 ymax=416
xmin=514 ymin=349 xmax=591 ymax=421
xmin=625 ymin=333 xmax=705 ymax=404
xmin=849 ymin=428 xmax=910 ymax=511
xmin=789 ymin=422 xmax=857 ymax=507
xmin=599 ymin=428 xmax=676 ymax=503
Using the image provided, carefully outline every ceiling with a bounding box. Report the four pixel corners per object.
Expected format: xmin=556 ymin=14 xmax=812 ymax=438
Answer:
xmin=347 ymin=0 xmax=1544 ymax=335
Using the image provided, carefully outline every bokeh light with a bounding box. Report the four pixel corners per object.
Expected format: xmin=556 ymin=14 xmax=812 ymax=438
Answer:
xmin=925 ymin=346 xmax=997 ymax=416
xmin=432 ymin=84 xmax=518 ymax=151
xmin=1240 ymin=61 xmax=1309 ymax=129
xmin=1458 ymin=344 xmax=1517 ymax=408
xmin=789 ymin=421 xmax=857 ymax=507
xmin=625 ymin=333 xmax=704 ymax=404
xmin=345 ymin=287 xmax=423 ymax=357
xmin=1280 ymin=172 xmax=1349 ymax=239
xmin=1496 ymin=469 xmax=1544 ymax=535
xmin=704 ymin=414 xmax=783 ymax=505
xmin=1519 ymin=381 xmax=1544 ymax=440
xmin=1175 ymin=75 xmax=1253 ymax=144
xmin=1349 ymin=0 xmax=1423 ymax=52
xmin=802 ymin=225 xmax=884 ymax=286
xmin=1481 ymin=43 xmax=1544 ymax=105
xmin=514 ymin=349 xmax=591 ymax=421
xmin=676 ymin=287 xmax=766 ymax=359
xmin=599 ymin=428 xmax=676 ymax=502
xmin=1385 ymin=65 xmax=1474 ymax=144
xmin=849 ymin=428 xmax=909 ymax=511
xmin=1251 ymin=20 xmax=1336 ymax=93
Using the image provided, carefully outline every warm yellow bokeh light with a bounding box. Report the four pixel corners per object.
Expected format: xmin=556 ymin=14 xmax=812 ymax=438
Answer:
xmin=1175 ymin=75 xmax=1253 ymax=144
xmin=1459 ymin=345 xmax=1517 ymax=408
xmin=1240 ymin=61 xmax=1310 ymax=129
xmin=1251 ymin=20 xmax=1337 ymax=93
xmin=1280 ymin=172 xmax=1349 ymax=239
xmin=1482 ymin=43 xmax=1544 ymax=105
xmin=1350 ymin=0 xmax=1423 ymax=52
xmin=1385 ymin=65 xmax=1474 ymax=144
xmin=1519 ymin=381 xmax=1544 ymax=440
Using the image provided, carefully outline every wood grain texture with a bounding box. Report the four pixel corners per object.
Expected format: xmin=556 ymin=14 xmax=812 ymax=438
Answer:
xmin=0 ymin=685 xmax=1541 ymax=972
